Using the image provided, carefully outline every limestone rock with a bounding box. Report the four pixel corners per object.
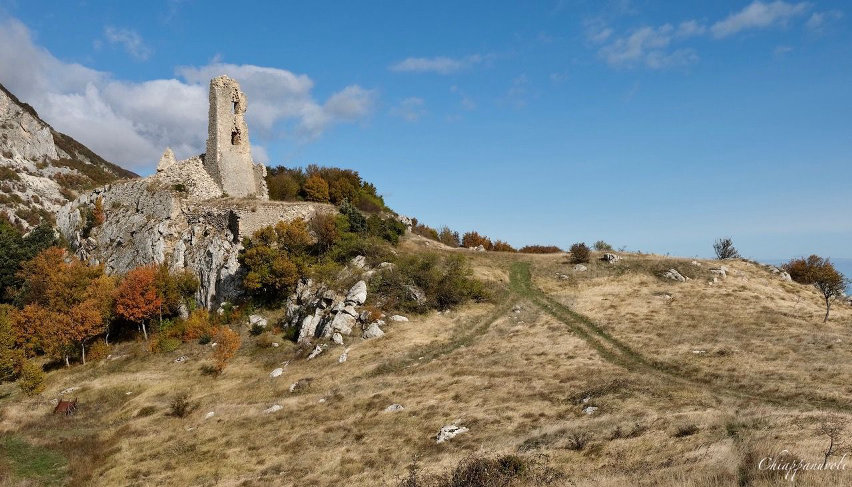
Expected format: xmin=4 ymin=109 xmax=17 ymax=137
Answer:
xmin=350 ymin=255 xmax=367 ymax=269
xmin=338 ymin=348 xmax=350 ymax=364
xmin=384 ymin=404 xmax=404 ymax=412
xmin=573 ymin=264 xmax=588 ymax=272
xmin=269 ymin=367 xmax=283 ymax=378
xmin=664 ymin=269 xmax=687 ymax=282
xmin=307 ymin=344 xmax=327 ymax=360
xmin=263 ymin=404 xmax=283 ymax=414
xmin=404 ymin=285 xmax=426 ymax=306
xmin=583 ymin=406 xmax=598 ymax=415
xmin=362 ymin=321 xmax=385 ymax=339
xmin=780 ymin=271 xmax=792 ymax=282
xmin=249 ymin=314 xmax=268 ymax=329
xmin=204 ymin=411 xmax=215 ymax=420
xmin=346 ymin=280 xmax=368 ymax=305
xmin=389 ymin=315 xmax=409 ymax=322
xmin=601 ymin=253 xmax=620 ymax=263
xmin=436 ymin=424 xmax=468 ymax=443
xmin=328 ymin=312 xmax=356 ymax=336
xmin=709 ymin=266 xmax=728 ymax=279
xmin=332 ymin=332 xmax=344 ymax=345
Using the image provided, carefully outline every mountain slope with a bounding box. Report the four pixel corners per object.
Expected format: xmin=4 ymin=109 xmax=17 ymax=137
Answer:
xmin=1 ymin=244 xmax=849 ymax=486
xmin=0 ymin=82 xmax=136 ymax=229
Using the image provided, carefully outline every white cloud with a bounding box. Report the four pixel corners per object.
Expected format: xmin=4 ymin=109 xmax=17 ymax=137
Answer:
xmin=805 ymin=10 xmax=844 ymax=31
xmin=104 ymin=27 xmax=151 ymax=60
xmin=0 ymin=18 xmax=375 ymax=171
xmin=711 ymin=1 xmax=810 ymax=38
xmin=389 ymin=55 xmax=485 ymax=74
xmin=391 ymin=97 xmax=426 ymax=122
xmin=598 ymin=24 xmax=699 ymax=69
xmin=675 ymin=20 xmax=707 ymax=38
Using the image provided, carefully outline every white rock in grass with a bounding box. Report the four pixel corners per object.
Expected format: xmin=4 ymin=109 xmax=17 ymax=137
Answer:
xmin=583 ymin=406 xmax=598 ymax=415
xmin=270 ymin=367 xmax=283 ymax=378
xmin=385 ymin=404 xmax=404 ymax=412
xmin=338 ymin=348 xmax=350 ymax=364
xmin=248 ymin=314 xmax=268 ymax=329
xmin=389 ymin=315 xmax=409 ymax=322
xmin=204 ymin=411 xmax=215 ymax=420
xmin=663 ymin=269 xmax=687 ymax=282
xmin=346 ymin=280 xmax=368 ymax=305
xmin=362 ymin=322 xmax=385 ymax=339
xmin=436 ymin=424 xmax=469 ymax=443
xmin=307 ymin=345 xmax=326 ymax=360
xmin=332 ymin=332 xmax=344 ymax=345
xmin=264 ymin=405 xmax=283 ymax=414
xmin=573 ymin=264 xmax=587 ymax=272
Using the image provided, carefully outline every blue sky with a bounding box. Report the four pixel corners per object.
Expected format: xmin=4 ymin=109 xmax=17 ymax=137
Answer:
xmin=0 ymin=0 xmax=850 ymax=260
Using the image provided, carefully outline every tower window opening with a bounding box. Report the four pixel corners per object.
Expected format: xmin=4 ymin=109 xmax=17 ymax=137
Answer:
xmin=231 ymin=129 xmax=241 ymax=145
xmin=233 ymin=101 xmax=238 ymax=113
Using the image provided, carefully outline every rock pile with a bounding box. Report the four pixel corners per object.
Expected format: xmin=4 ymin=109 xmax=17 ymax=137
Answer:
xmin=283 ymin=276 xmax=386 ymax=345
xmin=663 ymin=269 xmax=688 ymax=282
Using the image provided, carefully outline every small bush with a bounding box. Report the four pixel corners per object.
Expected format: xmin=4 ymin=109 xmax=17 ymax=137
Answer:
xmin=461 ymin=231 xmax=492 ymax=250
xmin=519 ymin=245 xmax=563 ymax=254
xmin=438 ymin=227 xmax=461 ymax=247
xmin=370 ymin=253 xmax=487 ymax=313
xmin=491 ymin=240 xmax=516 ymax=252
xmin=180 ymin=309 xmax=212 ymax=341
xmin=136 ymin=405 xmax=158 ymax=417
xmin=18 ymin=360 xmax=45 ymax=396
xmin=86 ymin=340 xmax=111 ymax=362
xmin=564 ymin=431 xmax=590 ymax=451
xmin=713 ymin=237 xmax=740 ymax=260
xmin=168 ymin=392 xmax=197 ymax=418
xmin=151 ymin=335 xmax=180 ymax=354
xmin=569 ymin=242 xmax=590 ymax=264
xmin=212 ymin=326 xmax=241 ymax=374
xmin=593 ymin=240 xmax=613 ymax=251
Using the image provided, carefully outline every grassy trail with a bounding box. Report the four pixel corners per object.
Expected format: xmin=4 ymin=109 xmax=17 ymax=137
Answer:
xmin=509 ymin=260 xmax=852 ymax=413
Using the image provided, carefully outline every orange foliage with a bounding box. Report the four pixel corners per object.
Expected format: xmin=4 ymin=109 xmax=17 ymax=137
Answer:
xmin=212 ymin=326 xmax=240 ymax=374
xmin=114 ymin=265 xmax=162 ymax=340
xmin=303 ymin=175 xmax=330 ymax=202
xmin=461 ymin=231 xmax=493 ymax=250
xmin=15 ymin=247 xmax=114 ymax=365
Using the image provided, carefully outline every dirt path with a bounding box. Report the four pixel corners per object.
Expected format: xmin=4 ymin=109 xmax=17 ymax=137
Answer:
xmin=509 ymin=260 xmax=852 ymax=414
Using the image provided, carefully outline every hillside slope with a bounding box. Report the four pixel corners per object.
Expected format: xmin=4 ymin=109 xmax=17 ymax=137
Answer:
xmin=0 ymin=83 xmax=136 ymax=229
xmin=1 ymin=241 xmax=851 ymax=486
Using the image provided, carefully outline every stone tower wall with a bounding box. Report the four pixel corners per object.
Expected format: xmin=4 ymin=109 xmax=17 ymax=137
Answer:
xmin=204 ymin=75 xmax=260 ymax=198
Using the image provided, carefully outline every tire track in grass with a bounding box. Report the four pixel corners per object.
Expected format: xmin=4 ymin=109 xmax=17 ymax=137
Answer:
xmin=510 ymin=261 xmax=852 ymax=413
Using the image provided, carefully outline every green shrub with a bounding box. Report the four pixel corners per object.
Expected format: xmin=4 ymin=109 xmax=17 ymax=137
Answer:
xmin=593 ymin=240 xmax=613 ymax=252
xmin=519 ymin=245 xmax=563 ymax=254
xmin=371 ymin=253 xmax=487 ymax=312
xmin=151 ymin=335 xmax=181 ymax=354
xmin=168 ymin=392 xmax=197 ymax=418
xmin=18 ymin=360 xmax=45 ymax=396
xmin=339 ymin=199 xmax=367 ymax=234
xmin=569 ymin=242 xmax=590 ymax=264
xmin=438 ymin=227 xmax=461 ymax=247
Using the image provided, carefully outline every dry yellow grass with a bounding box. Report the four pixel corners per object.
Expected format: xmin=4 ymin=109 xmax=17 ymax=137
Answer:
xmin=1 ymin=242 xmax=851 ymax=486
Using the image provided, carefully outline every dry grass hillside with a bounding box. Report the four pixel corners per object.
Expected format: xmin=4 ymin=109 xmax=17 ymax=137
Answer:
xmin=1 ymin=236 xmax=851 ymax=486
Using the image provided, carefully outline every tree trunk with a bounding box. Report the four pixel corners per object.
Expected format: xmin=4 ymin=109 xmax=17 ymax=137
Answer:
xmin=824 ymin=298 xmax=831 ymax=323
xmin=81 ymin=342 xmax=86 ymax=365
xmin=142 ymin=321 xmax=149 ymax=341
xmin=64 ymin=355 xmax=70 ymax=368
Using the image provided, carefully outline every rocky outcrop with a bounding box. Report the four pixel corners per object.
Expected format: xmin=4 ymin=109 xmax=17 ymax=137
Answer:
xmin=663 ymin=269 xmax=688 ymax=282
xmin=0 ymin=82 xmax=135 ymax=229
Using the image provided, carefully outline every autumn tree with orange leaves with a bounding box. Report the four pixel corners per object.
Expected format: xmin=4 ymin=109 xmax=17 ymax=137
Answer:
xmin=114 ymin=265 xmax=162 ymax=341
xmin=14 ymin=247 xmax=115 ymax=366
xmin=211 ymin=326 xmax=240 ymax=374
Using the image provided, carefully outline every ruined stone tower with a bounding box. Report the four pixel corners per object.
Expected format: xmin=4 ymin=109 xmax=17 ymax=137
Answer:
xmin=204 ymin=75 xmax=267 ymax=199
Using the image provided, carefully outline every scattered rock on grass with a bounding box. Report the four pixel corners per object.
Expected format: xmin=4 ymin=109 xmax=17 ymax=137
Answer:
xmin=270 ymin=367 xmax=283 ymax=378
xmin=436 ymin=424 xmax=469 ymax=443
xmin=264 ymin=405 xmax=283 ymax=414
xmin=583 ymin=406 xmax=598 ymax=415
xmin=663 ymin=269 xmax=687 ymax=282
xmin=573 ymin=264 xmax=588 ymax=272
xmin=389 ymin=315 xmax=409 ymax=322
xmin=385 ymin=404 xmax=404 ymax=412
xmin=362 ymin=321 xmax=385 ymax=339
xmin=307 ymin=345 xmax=327 ymax=360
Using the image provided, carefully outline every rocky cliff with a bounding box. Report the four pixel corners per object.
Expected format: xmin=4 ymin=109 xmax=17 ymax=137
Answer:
xmin=0 ymin=83 xmax=136 ymax=229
